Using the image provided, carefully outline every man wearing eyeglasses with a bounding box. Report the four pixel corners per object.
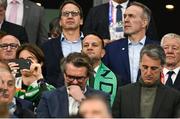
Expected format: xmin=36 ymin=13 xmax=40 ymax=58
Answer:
xmin=37 ymin=52 xmax=110 ymax=118
xmin=41 ymin=0 xmax=84 ymax=88
xmin=0 ymin=34 xmax=20 ymax=62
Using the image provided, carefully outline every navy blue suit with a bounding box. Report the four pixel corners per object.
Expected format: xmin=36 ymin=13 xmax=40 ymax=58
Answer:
xmin=83 ymin=2 xmax=158 ymax=40
xmin=41 ymin=37 xmax=64 ymax=88
xmin=102 ymin=37 xmax=159 ymax=86
xmin=37 ymin=86 xmax=110 ymax=118
xmin=12 ymin=97 xmax=34 ymax=118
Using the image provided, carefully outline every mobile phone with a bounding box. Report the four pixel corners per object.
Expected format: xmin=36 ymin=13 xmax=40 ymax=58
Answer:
xmin=14 ymin=58 xmax=32 ymax=70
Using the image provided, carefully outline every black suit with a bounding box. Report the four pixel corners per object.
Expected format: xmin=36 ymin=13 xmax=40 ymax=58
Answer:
xmin=41 ymin=37 xmax=64 ymax=88
xmin=174 ymin=71 xmax=180 ymax=91
xmin=83 ymin=2 xmax=158 ymax=40
xmin=1 ymin=21 xmax=29 ymax=44
xmin=112 ymin=81 xmax=180 ymax=118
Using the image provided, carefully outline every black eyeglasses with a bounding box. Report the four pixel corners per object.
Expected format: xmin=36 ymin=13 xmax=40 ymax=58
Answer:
xmin=65 ymin=72 xmax=87 ymax=82
xmin=0 ymin=43 xmax=19 ymax=50
xmin=62 ymin=11 xmax=80 ymax=17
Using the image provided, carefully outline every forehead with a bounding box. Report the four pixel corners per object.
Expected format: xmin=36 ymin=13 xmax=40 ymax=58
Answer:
xmin=83 ymin=35 xmax=102 ymax=43
xmin=0 ymin=70 xmax=14 ymax=81
xmin=125 ymin=5 xmax=143 ymax=15
xmin=66 ymin=63 xmax=87 ymax=73
xmin=141 ymin=54 xmax=161 ymax=66
xmin=62 ymin=3 xmax=79 ymax=11
xmin=163 ymin=38 xmax=180 ymax=45
xmin=0 ymin=35 xmax=19 ymax=44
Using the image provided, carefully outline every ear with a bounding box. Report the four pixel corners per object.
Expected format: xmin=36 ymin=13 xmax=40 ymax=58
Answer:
xmin=59 ymin=19 xmax=62 ymax=26
xmin=142 ymin=18 xmax=148 ymax=28
xmin=101 ymin=49 xmax=105 ymax=58
xmin=80 ymin=19 xmax=83 ymax=25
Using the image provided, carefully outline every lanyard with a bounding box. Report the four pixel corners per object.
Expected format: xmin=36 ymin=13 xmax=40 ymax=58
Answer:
xmin=109 ymin=0 xmax=114 ymax=25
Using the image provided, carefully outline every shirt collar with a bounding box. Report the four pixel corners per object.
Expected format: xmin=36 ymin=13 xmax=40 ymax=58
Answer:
xmin=60 ymin=32 xmax=84 ymax=42
xmin=163 ymin=67 xmax=180 ymax=75
xmin=128 ymin=36 xmax=146 ymax=45
xmin=8 ymin=0 xmax=23 ymax=4
xmin=112 ymin=0 xmax=129 ymax=9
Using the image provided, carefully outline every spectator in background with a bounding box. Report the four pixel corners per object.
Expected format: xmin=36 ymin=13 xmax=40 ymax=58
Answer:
xmin=103 ymin=2 xmax=159 ymax=86
xmin=83 ymin=0 xmax=158 ymax=45
xmin=37 ymin=52 xmax=110 ymax=118
xmin=0 ymin=0 xmax=28 ymax=44
xmin=0 ymin=61 xmax=34 ymax=117
xmin=82 ymin=32 xmax=120 ymax=105
xmin=78 ymin=94 xmax=112 ymax=118
xmin=8 ymin=43 xmax=55 ymax=112
xmin=112 ymin=44 xmax=180 ymax=118
xmin=6 ymin=0 xmax=48 ymax=45
xmin=42 ymin=0 xmax=84 ymax=88
xmin=0 ymin=34 xmax=20 ymax=62
xmin=48 ymin=17 xmax=61 ymax=39
xmin=161 ymin=33 xmax=180 ymax=91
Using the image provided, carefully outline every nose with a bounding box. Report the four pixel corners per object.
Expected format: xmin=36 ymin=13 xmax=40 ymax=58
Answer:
xmin=166 ymin=47 xmax=174 ymax=53
xmin=72 ymin=79 xmax=78 ymax=84
xmin=6 ymin=46 xmax=11 ymax=51
xmin=146 ymin=68 xmax=152 ymax=75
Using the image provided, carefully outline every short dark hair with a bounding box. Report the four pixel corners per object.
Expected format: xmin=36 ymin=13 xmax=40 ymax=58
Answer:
xmin=140 ymin=44 xmax=166 ymax=65
xmin=83 ymin=31 xmax=105 ymax=49
xmin=60 ymin=52 xmax=94 ymax=78
xmin=16 ymin=43 xmax=44 ymax=64
xmin=59 ymin=0 xmax=83 ymax=19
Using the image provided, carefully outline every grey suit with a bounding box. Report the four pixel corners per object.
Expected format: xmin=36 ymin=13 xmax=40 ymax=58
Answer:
xmin=22 ymin=0 xmax=48 ymax=45
xmin=112 ymin=80 xmax=180 ymax=118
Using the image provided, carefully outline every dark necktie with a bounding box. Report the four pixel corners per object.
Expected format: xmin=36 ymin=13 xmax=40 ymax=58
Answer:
xmin=165 ymin=71 xmax=174 ymax=87
xmin=116 ymin=5 xmax=122 ymax=22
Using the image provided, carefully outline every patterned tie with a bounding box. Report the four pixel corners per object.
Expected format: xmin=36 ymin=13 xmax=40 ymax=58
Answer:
xmin=8 ymin=0 xmax=18 ymax=24
xmin=116 ymin=5 xmax=122 ymax=22
xmin=165 ymin=71 xmax=174 ymax=87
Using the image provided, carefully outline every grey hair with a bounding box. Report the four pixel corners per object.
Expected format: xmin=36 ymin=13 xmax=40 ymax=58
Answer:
xmin=140 ymin=44 xmax=166 ymax=65
xmin=129 ymin=1 xmax=151 ymax=29
xmin=161 ymin=33 xmax=180 ymax=46
xmin=60 ymin=52 xmax=94 ymax=78
xmin=0 ymin=0 xmax=7 ymax=9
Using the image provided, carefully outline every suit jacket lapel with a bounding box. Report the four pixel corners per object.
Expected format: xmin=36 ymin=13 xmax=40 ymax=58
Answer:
xmin=121 ymin=39 xmax=131 ymax=81
xmin=52 ymin=37 xmax=64 ymax=60
xmin=104 ymin=3 xmax=110 ymax=36
xmin=174 ymin=71 xmax=180 ymax=91
xmin=132 ymin=83 xmax=141 ymax=117
xmin=22 ymin=0 xmax=30 ymax=26
xmin=57 ymin=87 xmax=69 ymax=117
xmin=151 ymin=84 xmax=165 ymax=117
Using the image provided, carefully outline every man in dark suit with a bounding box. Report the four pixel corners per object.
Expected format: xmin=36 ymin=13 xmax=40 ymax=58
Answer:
xmin=102 ymin=2 xmax=159 ymax=86
xmin=83 ymin=0 xmax=158 ymax=45
xmin=161 ymin=33 xmax=180 ymax=91
xmin=37 ymin=52 xmax=110 ymax=118
xmin=6 ymin=0 xmax=48 ymax=45
xmin=0 ymin=61 xmax=34 ymax=117
xmin=112 ymin=44 xmax=180 ymax=118
xmin=0 ymin=0 xmax=28 ymax=44
xmin=42 ymin=0 xmax=84 ymax=88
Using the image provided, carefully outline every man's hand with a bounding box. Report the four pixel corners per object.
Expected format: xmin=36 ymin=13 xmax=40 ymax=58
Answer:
xmin=68 ymin=85 xmax=86 ymax=102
